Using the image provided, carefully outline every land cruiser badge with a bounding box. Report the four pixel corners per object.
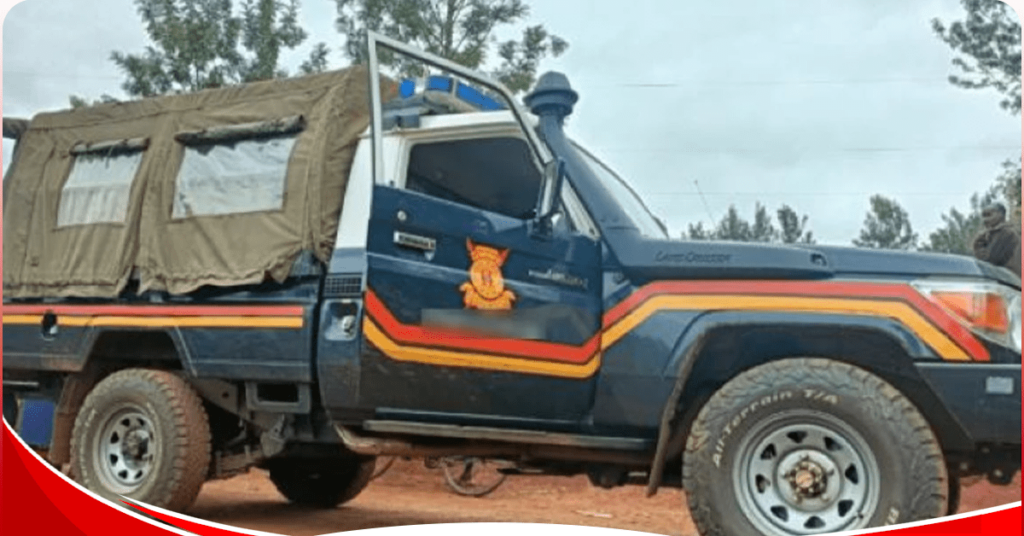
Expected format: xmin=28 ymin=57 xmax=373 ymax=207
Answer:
xmin=460 ymin=239 xmax=516 ymax=310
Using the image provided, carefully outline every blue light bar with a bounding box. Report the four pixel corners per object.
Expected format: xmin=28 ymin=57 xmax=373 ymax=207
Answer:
xmin=398 ymin=79 xmax=416 ymax=98
xmin=396 ymin=76 xmax=507 ymax=112
xmin=426 ymin=76 xmax=453 ymax=93
xmin=455 ymin=81 xmax=504 ymax=111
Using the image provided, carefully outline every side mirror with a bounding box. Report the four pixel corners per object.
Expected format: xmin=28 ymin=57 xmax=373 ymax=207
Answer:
xmin=533 ymin=158 xmax=566 ymax=236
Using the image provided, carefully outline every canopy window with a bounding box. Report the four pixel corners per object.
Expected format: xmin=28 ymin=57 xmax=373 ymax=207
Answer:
xmin=172 ymin=117 xmax=304 ymax=219
xmin=57 ymin=138 xmax=148 ymax=228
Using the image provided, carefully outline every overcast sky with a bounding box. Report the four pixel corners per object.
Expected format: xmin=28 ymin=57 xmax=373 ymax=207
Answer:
xmin=2 ymin=0 xmax=1020 ymax=245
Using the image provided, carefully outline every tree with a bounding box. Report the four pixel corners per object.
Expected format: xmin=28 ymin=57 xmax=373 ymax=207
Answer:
xmin=111 ymin=0 xmax=319 ymax=98
xmin=933 ymin=0 xmax=1021 ymax=114
xmin=776 ymin=204 xmax=815 ymax=244
xmin=111 ymin=0 xmax=246 ymax=96
xmin=853 ymin=195 xmax=918 ymax=250
xmin=334 ymin=0 xmax=567 ymax=93
xmin=924 ymin=187 xmax=1015 ymax=255
xmin=238 ymin=0 xmax=309 ymax=82
xmin=686 ymin=221 xmax=716 ymax=240
xmin=299 ymin=42 xmax=331 ymax=75
xmin=69 ymin=94 xmax=120 ymax=109
xmin=750 ymin=203 xmax=779 ymax=243
xmin=996 ymin=158 xmax=1022 ymax=223
xmin=714 ymin=205 xmax=753 ymax=242
xmin=685 ymin=203 xmax=815 ymax=244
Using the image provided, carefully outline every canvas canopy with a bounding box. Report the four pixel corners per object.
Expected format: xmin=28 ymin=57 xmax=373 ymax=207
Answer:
xmin=3 ymin=66 xmax=388 ymax=298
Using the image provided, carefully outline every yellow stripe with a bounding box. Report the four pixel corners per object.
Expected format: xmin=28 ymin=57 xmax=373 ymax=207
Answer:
xmin=2 ymin=315 xmax=302 ymax=329
xmin=363 ymin=318 xmax=601 ymax=379
xmin=601 ymin=295 xmax=969 ymax=361
xmin=2 ymin=315 xmax=43 ymax=324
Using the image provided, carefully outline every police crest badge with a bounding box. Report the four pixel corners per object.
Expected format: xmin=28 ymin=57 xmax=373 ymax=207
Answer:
xmin=460 ymin=239 xmax=516 ymax=310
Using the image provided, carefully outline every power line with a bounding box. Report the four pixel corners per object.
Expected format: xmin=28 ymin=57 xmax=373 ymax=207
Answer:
xmin=4 ymin=70 xmax=124 ymax=81
xmin=693 ymin=179 xmax=717 ymax=223
xmin=595 ymin=77 xmax=952 ymax=88
xmin=592 ymin=145 xmax=1019 ymax=155
xmin=645 ymin=191 xmax=990 ymax=198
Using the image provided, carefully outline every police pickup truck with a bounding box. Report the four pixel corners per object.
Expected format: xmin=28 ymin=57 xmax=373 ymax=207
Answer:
xmin=3 ymin=33 xmax=1020 ymax=536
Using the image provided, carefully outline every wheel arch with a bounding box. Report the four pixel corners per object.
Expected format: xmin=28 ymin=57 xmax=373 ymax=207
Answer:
xmin=48 ymin=328 xmax=193 ymax=468
xmin=645 ymin=311 xmax=973 ymax=495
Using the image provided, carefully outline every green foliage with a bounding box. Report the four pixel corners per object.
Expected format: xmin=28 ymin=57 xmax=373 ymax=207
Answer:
xmin=853 ymin=195 xmax=918 ymax=250
xmin=932 ymin=0 xmax=1021 ymax=114
xmin=750 ymin=202 xmax=779 ymax=243
xmin=685 ymin=203 xmax=815 ymax=244
xmin=930 ymin=0 xmax=1021 ymax=253
xmin=996 ymin=157 xmax=1022 ymax=222
xmin=334 ymin=0 xmax=567 ymax=93
xmin=686 ymin=221 xmax=715 ymax=240
xmin=714 ymin=205 xmax=753 ymax=242
xmin=300 ymin=42 xmax=331 ymax=75
xmin=922 ymin=188 xmax=999 ymax=255
xmin=111 ymin=0 xmax=244 ymax=96
xmin=776 ymin=204 xmax=815 ymax=244
xmin=239 ymin=0 xmax=308 ymax=82
xmin=69 ymin=94 xmax=120 ymax=109
xmin=111 ymin=0 xmax=313 ymax=97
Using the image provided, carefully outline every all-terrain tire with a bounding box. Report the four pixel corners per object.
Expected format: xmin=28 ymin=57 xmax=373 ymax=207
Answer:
xmin=683 ymin=358 xmax=947 ymax=536
xmin=70 ymin=369 xmax=211 ymax=512
xmin=268 ymin=456 xmax=376 ymax=508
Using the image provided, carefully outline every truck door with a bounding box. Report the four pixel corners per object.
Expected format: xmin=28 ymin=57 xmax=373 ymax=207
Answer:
xmin=362 ymin=132 xmax=603 ymax=430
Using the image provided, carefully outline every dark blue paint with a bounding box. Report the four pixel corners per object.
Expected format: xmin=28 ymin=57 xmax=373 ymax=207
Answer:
xmin=358 ymin=346 xmax=590 ymax=430
xmin=916 ymin=362 xmax=1021 ymax=444
xmin=17 ymin=397 xmax=55 ymax=447
xmin=316 ymin=298 xmax=364 ymax=414
xmin=362 ymin=184 xmax=603 ymax=423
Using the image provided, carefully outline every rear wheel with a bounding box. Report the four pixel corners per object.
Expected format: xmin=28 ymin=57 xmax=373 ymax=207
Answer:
xmin=70 ymin=369 xmax=211 ymax=512
xmin=683 ymin=358 xmax=947 ymax=536
xmin=268 ymin=456 xmax=375 ymax=508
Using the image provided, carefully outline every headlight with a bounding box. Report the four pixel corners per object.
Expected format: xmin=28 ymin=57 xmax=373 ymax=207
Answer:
xmin=913 ymin=279 xmax=1021 ymax=353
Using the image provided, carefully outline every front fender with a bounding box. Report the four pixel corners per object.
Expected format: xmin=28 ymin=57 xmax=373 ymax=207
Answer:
xmin=644 ymin=311 xmax=972 ymax=495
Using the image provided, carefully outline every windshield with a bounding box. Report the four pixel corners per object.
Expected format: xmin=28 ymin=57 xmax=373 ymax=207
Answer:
xmin=573 ymin=144 xmax=668 ymax=239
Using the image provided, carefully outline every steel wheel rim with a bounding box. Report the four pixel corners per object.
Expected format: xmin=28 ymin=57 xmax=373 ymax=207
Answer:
xmin=732 ymin=410 xmax=880 ymax=535
xmin=94 ymin=405 xmax=157 ymax=494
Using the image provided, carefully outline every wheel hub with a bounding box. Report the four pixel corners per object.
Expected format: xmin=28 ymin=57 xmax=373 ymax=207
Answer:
xmin=734 ymin=417 xmax=879 ymax=535
xmin=122 ymin=427 xmax=151 ymax=461
xmin=97 ymin=409 xmax=156 ymax=492
xmin=778 ymin=451 xmax=839 ymax=508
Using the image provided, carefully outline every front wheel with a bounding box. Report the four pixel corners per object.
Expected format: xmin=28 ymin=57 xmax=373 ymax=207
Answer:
xmin=683 ymin=358 xmax=948 ymax=536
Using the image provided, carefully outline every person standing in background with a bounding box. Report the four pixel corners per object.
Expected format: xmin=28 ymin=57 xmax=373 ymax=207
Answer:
xmin=973 ymin=203 xmax=1021 ymax=277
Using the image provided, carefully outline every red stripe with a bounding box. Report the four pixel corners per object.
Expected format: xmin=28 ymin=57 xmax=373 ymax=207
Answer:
xmin=1 ymin=304 xmax=306 ymax=317
xmin=364 ymin=290 xmax=600 ymax=364
xmin=602 ymin=281 xmax=989 ymax=362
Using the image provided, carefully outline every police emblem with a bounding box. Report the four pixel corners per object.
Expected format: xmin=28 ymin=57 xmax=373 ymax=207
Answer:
xmin=460 ymin=239 xmax=516 ymax=310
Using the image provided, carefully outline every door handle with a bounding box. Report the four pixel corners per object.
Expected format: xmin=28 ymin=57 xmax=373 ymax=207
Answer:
xmin=394 ymin=231 xmax=436 ymax=252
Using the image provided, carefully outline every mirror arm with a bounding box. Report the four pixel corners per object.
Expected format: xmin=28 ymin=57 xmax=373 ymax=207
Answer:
xmin=531 ymin=158 xmax=567 ymax=239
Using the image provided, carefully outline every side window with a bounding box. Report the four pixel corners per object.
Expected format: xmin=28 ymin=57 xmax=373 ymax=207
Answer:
xmin=405 ymin=137 xmax=542 ymax=220
xmin=57 ymin=139 xmax=147 ymax=228
xmin=172 ymin=117 xmax=302 ymax=219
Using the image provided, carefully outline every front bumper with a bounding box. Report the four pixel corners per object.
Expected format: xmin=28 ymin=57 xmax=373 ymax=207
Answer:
xmin=916 ymin=361 xmax=1021 ymax=446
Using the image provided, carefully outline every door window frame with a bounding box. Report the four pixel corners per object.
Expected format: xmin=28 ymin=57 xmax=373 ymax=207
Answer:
xmin=391 ymin=128 xmax=600 ymax=238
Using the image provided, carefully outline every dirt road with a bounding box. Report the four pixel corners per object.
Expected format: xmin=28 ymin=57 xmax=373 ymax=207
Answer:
xmin=186 ymin=459 xmax=1021 ymax=536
